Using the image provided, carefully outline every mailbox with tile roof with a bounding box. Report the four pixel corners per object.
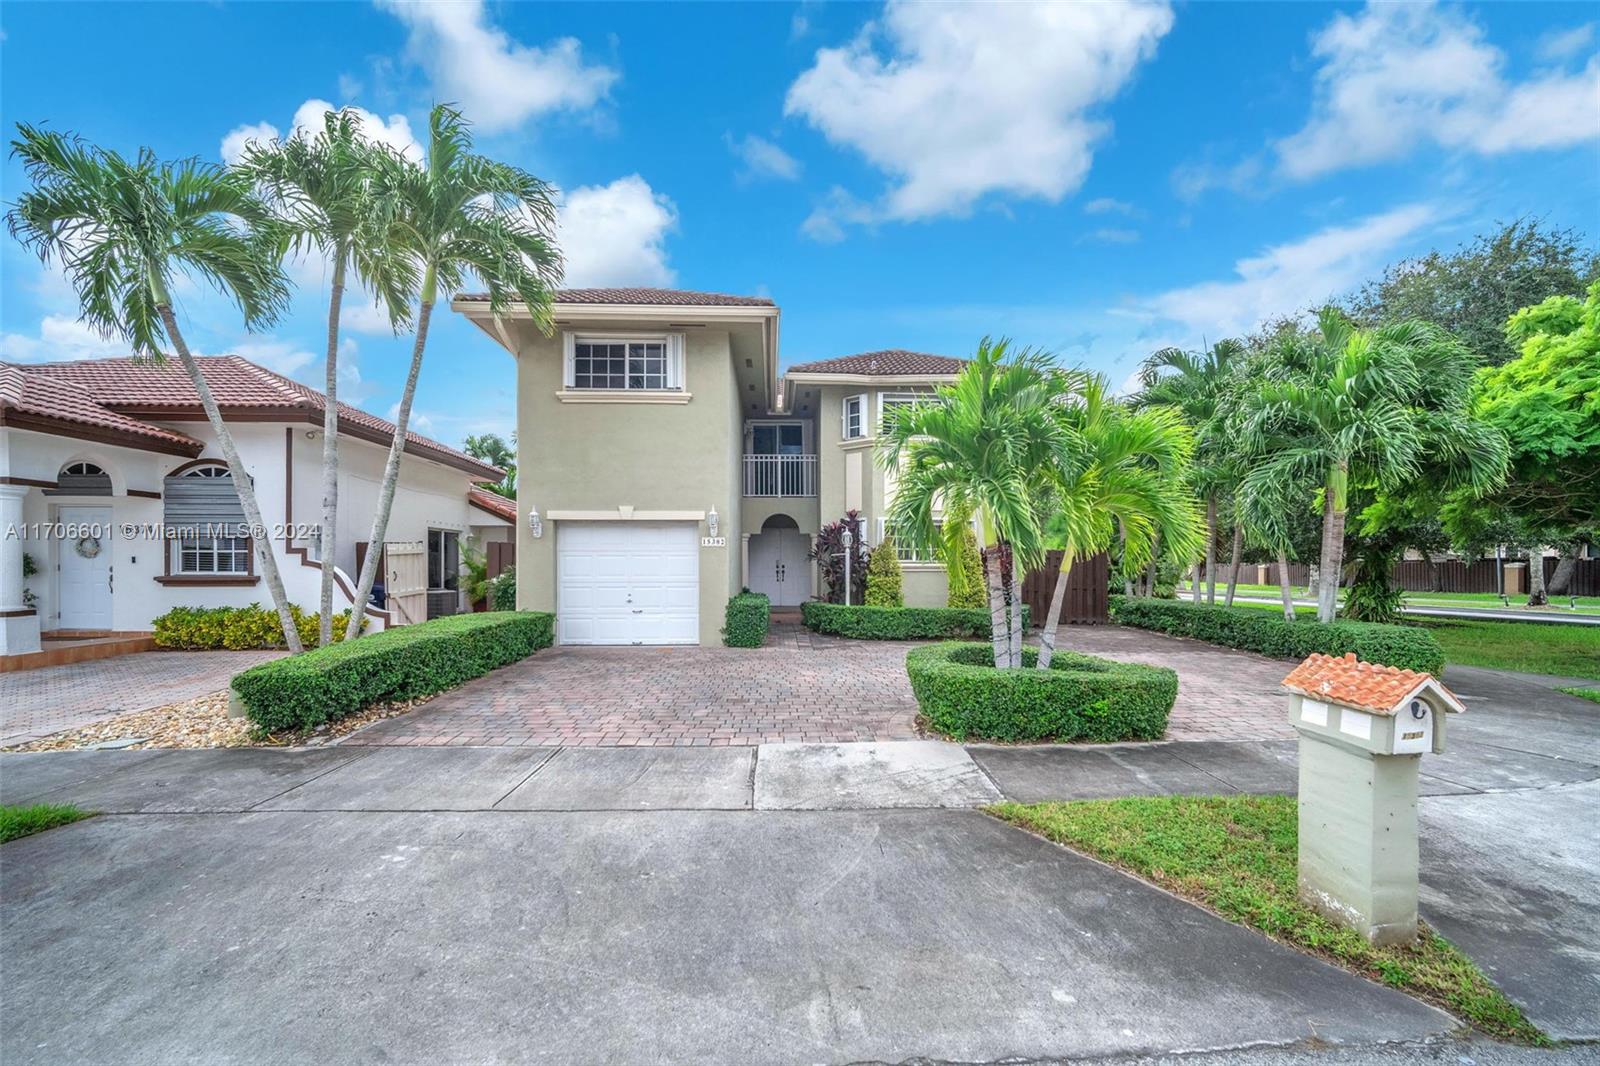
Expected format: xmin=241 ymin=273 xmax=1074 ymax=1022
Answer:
xmin=1282 ymin=652 xmax=1465 ymax=946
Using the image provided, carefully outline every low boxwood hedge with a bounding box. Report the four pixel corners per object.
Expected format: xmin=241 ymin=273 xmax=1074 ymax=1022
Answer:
xmin=154 ymin=603 xmax=358 ymax=650
xmin=801 ymin=601 xmax=1031 ymax=640
xmin=1109 ymin=596 xmax=1445 ymax=674
xmin=231 ymin=611 xmax=554 ymax=733
xmin=723 ymin=591 xmax=770 ymax=647
xmin=907 ymin=642 xmax=1177 ymax=742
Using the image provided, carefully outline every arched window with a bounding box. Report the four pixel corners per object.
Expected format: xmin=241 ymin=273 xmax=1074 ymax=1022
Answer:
xmin=46 ymin=461 xmax=112 ymax=496
xmin=163 ymin=462 xmax=250 ymax=575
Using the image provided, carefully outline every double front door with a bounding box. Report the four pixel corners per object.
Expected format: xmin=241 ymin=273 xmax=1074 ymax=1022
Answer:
xmin=749 ymin=530 xmax=810 ymax=607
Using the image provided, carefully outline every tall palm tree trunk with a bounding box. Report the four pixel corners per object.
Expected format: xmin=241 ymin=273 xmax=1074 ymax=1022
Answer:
xmin=157 ymin=303 xmax=303 ymax=654
xmin=318 ymin=253 xmax=346 ymax=647
xmin=347 ymin=293 xmax=435 ymax=637
xmin=1527 ymin=549 xmax=1547 ymax=607
xmin=1037 ymin=549 xmax=1073 ymax=670
xmin=1277 ymin=554 xmax=1296 ymax=621
xmin=1204 ymin=496 xmax=1218 ymax=605
xmin=1223 ymin=522 xmax=1243 ymax=608
xmin=1316 ymin=466 xmax=1348 ymax=624
xmin=1006 ymin=555 xmax=1025 ymax=668
xmin=1146 ymin=533 xmax=1160 ymax=597
xmin=982 ymin=545 xmax=1012 ymax=668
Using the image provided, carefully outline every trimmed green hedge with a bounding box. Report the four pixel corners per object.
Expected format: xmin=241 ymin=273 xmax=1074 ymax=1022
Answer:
xmin=154 ymin=604 xmax=358 ymax=650
xmin=723 ymin=592 xmax=770 ymax=647
xmin=801 ymin=601 xmax=1031 ymax=640
xmin=907 ymin=641 xmax=1177 ymax=742
xmin=231 ymin=611 xmax=554 ymax=733
xmin=1109 ymin=596 xmax=1445 ymax=674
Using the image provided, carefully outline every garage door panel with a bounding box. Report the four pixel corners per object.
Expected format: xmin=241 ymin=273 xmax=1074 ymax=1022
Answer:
xmin=558 ymin=522 xmax=699 ymax=645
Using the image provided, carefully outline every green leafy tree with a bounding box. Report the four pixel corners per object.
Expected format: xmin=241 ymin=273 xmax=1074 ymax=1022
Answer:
xmin=6 ymin=124 xmax=304 ymax=652
xmin=1238 ymin=308 xmax=1509 ymax=623
xmin=863 ymin=540 xmax=904 ymax=607
xmin=880 ymin=338 xmax=1068 ymax=668
xmin=464 ymin=432 xmax=517 ymax=498
xmin=240 ymin=109 xmax=414 ymax=645
xmin=1346 ymin=219 xmax=1599 ymax=366
xmin=1036 ymin=372 xmax=1204 ymax=668
xmin=1136 ymin=339 xmax=1244 ymax=604
xmin=346 ymin=105 xmax=562 ymax=637
xmin=943 ymin=521 xmax=986 ymax=609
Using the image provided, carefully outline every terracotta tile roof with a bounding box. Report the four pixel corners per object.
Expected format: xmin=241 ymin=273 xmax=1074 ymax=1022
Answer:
xmin=468 ymin=487 xmax=517 ymax=522
xmin=1282 ymin=652 xmax=1464 ymax=716
xmin=787 ymin=350 xmax=967 ymax=376
xmin=1 ymin=362 xmax=203 ymax=455
xmin=27 ymin=357 xmax=502 ymax=480
xmin=458 ymin=287 xmax=775 ymax=307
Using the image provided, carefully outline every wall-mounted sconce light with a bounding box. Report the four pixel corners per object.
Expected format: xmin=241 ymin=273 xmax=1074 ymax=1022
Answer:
xmin=707 ymin=505 xmax=719 ymax=537
xmin=527 ymin=504 xmax=543 ymax=539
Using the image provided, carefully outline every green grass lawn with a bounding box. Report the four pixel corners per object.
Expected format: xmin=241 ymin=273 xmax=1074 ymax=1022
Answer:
xmin=0 ymin=803 xmax=92 ymax=843
xmin=990 ymin=795 xmax=1546 ymax=1044
xmin=1558 ymin=686 xmax=1600 ymax=704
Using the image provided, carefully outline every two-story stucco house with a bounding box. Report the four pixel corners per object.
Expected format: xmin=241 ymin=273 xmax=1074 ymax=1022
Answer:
xmin=453 ymin=287 xmax=965 ymax=647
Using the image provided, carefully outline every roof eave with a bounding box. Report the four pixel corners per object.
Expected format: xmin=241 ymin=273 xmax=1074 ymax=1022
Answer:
xmin=784 ymin=372 xmax=961 ymax=386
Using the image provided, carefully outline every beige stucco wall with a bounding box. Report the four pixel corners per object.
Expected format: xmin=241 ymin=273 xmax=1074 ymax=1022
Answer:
xmin=812 ymin=383 xmax=949 ymax=607
xmin=511 ymin=324 xmax=743 ymax=644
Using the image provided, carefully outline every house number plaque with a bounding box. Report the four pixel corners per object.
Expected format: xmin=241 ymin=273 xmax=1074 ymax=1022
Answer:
xmin=701 ymin=536 xmax=727 ymax=548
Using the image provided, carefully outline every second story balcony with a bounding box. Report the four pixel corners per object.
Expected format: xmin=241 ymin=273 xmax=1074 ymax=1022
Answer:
xmin=743 ymin=454 xmax=817 ymax=497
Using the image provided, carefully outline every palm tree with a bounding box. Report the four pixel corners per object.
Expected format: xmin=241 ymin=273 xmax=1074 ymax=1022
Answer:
xmin=1137 ymin=339 xmax=1243 ymax=604
xmin=1238 ymin=308 xmax=1509 ymax=623
xmin=1036 ymin=372 xmax=1204 ymax=668
xmin=7 ymin=124 xmax=304 ymax=652
xmin=879 ymin=338 xmax=1068 ymax=668
xmin=345 ymin=104 xmax=561 ymax=637
xmin=240 ymin=109 xmax=414 ymax=646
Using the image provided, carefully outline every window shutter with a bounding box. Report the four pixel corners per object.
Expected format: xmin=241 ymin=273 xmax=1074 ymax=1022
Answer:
xmin=163 ymin=468 xmax=247 ymax=537
xmin=562 ymin=333 xmax=576 ymax=388
xmin=667 ymin=333 xmax=685 ymax=389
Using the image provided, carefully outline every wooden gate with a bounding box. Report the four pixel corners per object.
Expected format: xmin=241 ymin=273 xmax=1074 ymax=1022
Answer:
xmin=1020 ymin=550 xmax=1109 ymax=625
xmin=384 ymin=540 xmax=427 ymax=626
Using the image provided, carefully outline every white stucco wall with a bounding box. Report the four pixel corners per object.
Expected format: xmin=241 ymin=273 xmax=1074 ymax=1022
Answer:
xmin=2 ymin=420 xmax=497 ymax=634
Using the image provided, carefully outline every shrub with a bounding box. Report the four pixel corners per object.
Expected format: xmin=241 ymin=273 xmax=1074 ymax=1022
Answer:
xmin=487 ymin=566 xmax=517 ymax=611
xmin=864 ymin=541 xmax=904 ymax=607
xmin=945 ymin=524 xmax=986 ymax=609
xmin=812 ymin=511 xmax=868 ymax=604
xmin=723 ymin=591 xmax=770 ymax=647
xmin=1109 ymin=596 xmax=1445 ymax=674
xmin=802 ymin=601 xmax=1030 ymax=640
xmin=153 ymin=604 xmax=357 ymax=650
xmin=907 ymin=641 xmax=1177 ymax=742
xmin=231 ymin=611 xmax=554 ymax=732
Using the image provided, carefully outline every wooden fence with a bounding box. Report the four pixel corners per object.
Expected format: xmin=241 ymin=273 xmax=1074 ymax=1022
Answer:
xmin=1019 ymin=550 xmax=1109 ymax=626
xmin=1544 ymin=556 xmax=1600 ymax=596
xmin=1200 ymin=555 xmax=1598 ymax=596
xmin=487 ymin=540 xmax=516 ymax=579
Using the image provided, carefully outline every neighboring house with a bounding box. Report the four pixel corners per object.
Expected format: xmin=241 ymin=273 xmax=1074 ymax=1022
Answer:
xmin=452 ymin=288 xmax=964 ymax=647
xmin=0 ymin=357 xmax=512 ymax=663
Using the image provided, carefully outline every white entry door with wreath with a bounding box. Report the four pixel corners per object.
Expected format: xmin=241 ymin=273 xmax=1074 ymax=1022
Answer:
xmin=57 ymin=505 xmax=113 ymax=631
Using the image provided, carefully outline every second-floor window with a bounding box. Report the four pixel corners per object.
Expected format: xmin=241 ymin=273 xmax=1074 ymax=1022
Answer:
xmin=564 ymin=333 xmax=685 ymax=391
xmin=842 ymin=394 xmax=866 ymax=439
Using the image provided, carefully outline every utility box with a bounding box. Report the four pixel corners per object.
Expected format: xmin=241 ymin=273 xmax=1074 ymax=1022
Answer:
xmin=1284 ymin=652 xmax=1465 ymax=946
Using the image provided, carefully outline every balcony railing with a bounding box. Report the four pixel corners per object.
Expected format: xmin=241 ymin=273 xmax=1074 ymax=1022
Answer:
xmin=743 ymin=454 xmax=817 ymax=497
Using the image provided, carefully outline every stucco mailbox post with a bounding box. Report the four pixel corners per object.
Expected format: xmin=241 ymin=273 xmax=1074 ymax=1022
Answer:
xmin=1283 ymin=652 xmax=1465 ymax=946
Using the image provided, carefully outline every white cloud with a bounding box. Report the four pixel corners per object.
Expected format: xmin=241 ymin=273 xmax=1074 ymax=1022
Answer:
xmin=220 ymin=121 xmax=281 ymax=166
xmin=727 ymin=134 xmax=801 ymax=182
xmin=220 ymin=101 xmax=421 ymax=166
xmin=1540 ymin=22 xmax=1595 ymax=62
xmin=784 ymin=1 xmax=1172 ymax=226
xmin=231 ymin=339 xmax=318 ymax=379
xmin=1084 ymin=227 xmax=1140 ymax=245
xmin=0 ymin=315 xmax=126 ymax=363
xmin=555 ymin=175 xmax=678 ymax=287
xmin=376 ymin=0 xmax=617 ymax=132
xmin=1146 ymin=203 xmax=1440 ymax=339
xmin=799 ymin=187 xmax=877 ymax=244
xmin=1276 ymin=2 xmax=1600 ymax=179
xmin=1083 ymin=197 xmax=1136 ymax=216
xmin=1170 ymin=153 xmax=1264 ymax=202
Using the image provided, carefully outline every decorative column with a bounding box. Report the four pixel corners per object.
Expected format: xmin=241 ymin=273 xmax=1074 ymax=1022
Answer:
xmin=0 ymin=484 xmax=41 ymax=656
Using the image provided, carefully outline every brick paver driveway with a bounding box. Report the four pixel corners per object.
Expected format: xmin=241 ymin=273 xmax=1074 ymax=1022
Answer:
xmin=0 ymin=650 xmax=284 ymax=745
xmin=347 ymin=623 xmax=1292 ymax=748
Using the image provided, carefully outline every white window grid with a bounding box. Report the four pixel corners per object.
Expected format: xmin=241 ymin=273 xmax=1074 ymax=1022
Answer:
xmin=564 ymin=333 xmax=685 ymax=391
xmin=842 ymin=394 xmax=866 ymax=439
xmin=178 ymin=534 xmax=251 ymax=574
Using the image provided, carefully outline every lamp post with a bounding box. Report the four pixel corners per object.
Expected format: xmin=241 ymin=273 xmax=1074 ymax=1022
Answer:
xmin=841 ymin=527 xmax=854 ymax=607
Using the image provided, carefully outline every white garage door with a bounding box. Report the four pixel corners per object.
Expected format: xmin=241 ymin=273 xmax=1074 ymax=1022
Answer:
xmin=558 ymin=522 xmax=700 ymax=645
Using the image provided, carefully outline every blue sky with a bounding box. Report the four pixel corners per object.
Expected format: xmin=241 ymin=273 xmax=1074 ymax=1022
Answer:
xmin=3 ymin=1 xmax=1596 ymax=446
